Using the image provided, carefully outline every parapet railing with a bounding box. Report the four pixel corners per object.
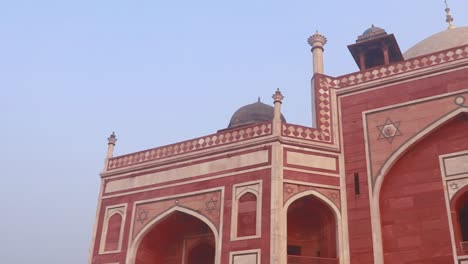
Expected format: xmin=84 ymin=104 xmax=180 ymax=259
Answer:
xmin=107 ymin=122 xmax=272 ymax=171
xmin=317 ymin=45 xmax=468 ymax=90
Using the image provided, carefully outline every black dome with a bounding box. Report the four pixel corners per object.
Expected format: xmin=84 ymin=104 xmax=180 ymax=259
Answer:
xmin=227 ymin=100 xmax=286 ymax=129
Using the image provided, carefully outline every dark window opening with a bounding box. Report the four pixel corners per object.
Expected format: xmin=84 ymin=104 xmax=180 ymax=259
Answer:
xmin=460 ymin=204 xmax=468 ymax=241
xmin=287 ymin=245 xmax=301 ymax=256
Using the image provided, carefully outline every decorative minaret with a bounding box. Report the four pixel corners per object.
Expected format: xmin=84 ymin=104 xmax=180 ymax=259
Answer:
xmin=307 ymin=31 xmax=328 ymax=74
xmin=445 ymin=0 xmax=455 ymax=29
xmin=272 ymin=88 xmax=284 ymax=135
xmin=104 ymin=132 xmax=117 ymax=170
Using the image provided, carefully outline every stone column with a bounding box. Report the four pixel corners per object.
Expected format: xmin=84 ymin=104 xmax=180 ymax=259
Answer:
xmin=104 ymin=132 xmax=117 ymax=171
xmin=308 ymin=31 xmax=328 ymax=74
xmin=272 ymin=88 xmax=284 ymax=136
xmin=270 ymin=89 xmax=285 ymax=264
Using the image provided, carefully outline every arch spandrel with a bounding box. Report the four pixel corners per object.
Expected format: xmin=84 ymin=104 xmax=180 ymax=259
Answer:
xmin=364 ymin=91 xmax=468 ymax=190
xmin=132 ymin=191 xmax=221 ymax=241
xmin=128 ymin=206 xmax=220 ymax=264
xmin=283 ymin=183 xmax=340 ymax=210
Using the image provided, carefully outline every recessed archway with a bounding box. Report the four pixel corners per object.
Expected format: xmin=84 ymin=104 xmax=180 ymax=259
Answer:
xmin=369 ymin=109 xmax=468 ymax=263
xmin=285 ymin=192 xmax=339 ymax=263
xmin=130 ymin=208 xmax=217 ymax=264
xmin=378 ymin=113 xmax=468 ymax=263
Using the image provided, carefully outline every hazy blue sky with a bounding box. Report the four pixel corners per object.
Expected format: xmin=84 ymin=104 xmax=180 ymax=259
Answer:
xmin=2 ymin=1 xmax=467 ymax=263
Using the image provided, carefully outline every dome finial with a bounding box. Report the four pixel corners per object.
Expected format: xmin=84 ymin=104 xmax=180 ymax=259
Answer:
xmin=257 ymin=96 xmax=261 ymax=102
xmin=444 ymin=0 xmax=455 ymax=29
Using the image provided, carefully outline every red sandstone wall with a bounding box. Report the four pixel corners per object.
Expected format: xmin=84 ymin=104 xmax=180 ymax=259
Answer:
xmin=381 ymin=115 xmax=468 ymax=263
xmin=340 ymin=68 xmax=468 ymax=264
xmin=91 ymin=168 xmax=271 ymax=264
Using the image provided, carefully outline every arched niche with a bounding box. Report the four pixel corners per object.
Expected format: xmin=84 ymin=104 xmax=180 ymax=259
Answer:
xmin=127 ymin=206 xmax=220 ymax=264
xmin=284 ymin=190 xmax=342 ymax=264
xmin=376 ymin=113 xmax=468 ymax=263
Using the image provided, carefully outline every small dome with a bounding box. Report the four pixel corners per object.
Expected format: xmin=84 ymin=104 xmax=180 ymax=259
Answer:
xmin=404 ymin=26 xmax=468 ymax=59
xmin=227 ymin=100 xmax=286 ymax=129
xmin=357 ymin=25 xmax=387 ymax=42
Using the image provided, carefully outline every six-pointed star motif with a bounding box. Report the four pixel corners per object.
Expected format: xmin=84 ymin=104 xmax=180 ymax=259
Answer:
xmin=136 ymin=209 xmax=149 ymax=224
xmin=205 ymin=198 xmax=217 ymax=213
xmin=377 ymin=118 xmax=402 ymax=143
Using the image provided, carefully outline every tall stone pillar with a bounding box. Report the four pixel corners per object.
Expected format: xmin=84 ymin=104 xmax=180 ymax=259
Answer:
xmin=308 ymin=31 xmax=327 ymax=74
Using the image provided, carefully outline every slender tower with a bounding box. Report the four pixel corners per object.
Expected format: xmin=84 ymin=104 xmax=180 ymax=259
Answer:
xmin=308 ymin=31 xmax=328 ymax=74
xmin=308 ymin=31 xmax=327 ymax=126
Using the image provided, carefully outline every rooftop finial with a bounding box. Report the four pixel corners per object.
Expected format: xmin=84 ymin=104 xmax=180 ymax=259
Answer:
xmin=272 ymin=88 xmax=284 ymax=104
xmin=108 ymin=132 xmax=117 ymax=145
xmin=307 ymin=31 xmax=327 ymax=74
xmin=444 ymin=0 xmax=455 ymax=29
xmin=258 ymin=96 xmax=261 ymax=102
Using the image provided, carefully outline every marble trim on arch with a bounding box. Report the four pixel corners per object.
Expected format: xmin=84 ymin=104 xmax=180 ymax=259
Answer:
xmin=131 ymin=191 xmax=222 ymax=240
xmin=98 ymin=203 xmax=127 ymax=255
xmin=283 ymin=182 xmax=341 ymax=210
xmin=230 ymin=180 xmax=263 ymax=241
xmin=363 ymin=90 xmax=468 ymax=188
xmin=282 ymin=189 xmax=344 ymax=264
xmin=439 ymin=150 xmax=468 ymax=263
xmin=126 ymin=187 xmax=224 ymax=264
xmin=367 ymin=102 xmax=468 ymax=264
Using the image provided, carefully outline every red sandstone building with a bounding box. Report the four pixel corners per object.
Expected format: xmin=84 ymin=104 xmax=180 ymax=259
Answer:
xmin=88 ymin=13 xmax=468 ymax=264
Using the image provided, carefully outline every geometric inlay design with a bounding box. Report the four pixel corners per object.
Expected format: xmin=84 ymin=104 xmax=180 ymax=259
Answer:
xmin=318 ymin=45 xmax=468 ymax=90
xmin=283 ymin=183 xmax=340 ymax=210
xmin=136 ymin=209 xmax=149 ymax=224
xmin=108 ymin=122 xmax=272 ymax=170
xmin=377 ymin=118 xmax=402 ymax=143
xmin=205 ymin=197 xmax=218 ymax=213
xmin=132 ymin=191 xmax=222 ymax=240
xmin=455 ymin=95 xmax=467 ymax=108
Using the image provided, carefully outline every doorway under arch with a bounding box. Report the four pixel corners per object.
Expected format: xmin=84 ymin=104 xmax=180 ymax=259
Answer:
xmin=287 ymin=194 xmax=338 ymax=263
xmin=134 ymin=211 xmax=216 ymax=264
xmin=187 ymin=240 xmax=215 ymax=264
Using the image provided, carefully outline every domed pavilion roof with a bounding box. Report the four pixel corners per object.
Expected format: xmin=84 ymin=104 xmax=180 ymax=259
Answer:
xmin=227 ymin=98 xmax=286 ymax=129
xmin=404 ymin=26 xmax=468 ymax=59
xmin=357 ymin=25 xmax=388 ymax=42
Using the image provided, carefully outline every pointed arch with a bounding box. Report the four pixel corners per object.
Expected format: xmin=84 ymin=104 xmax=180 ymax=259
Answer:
xmin=231 ymin=181 xmax=263 ymax=241
xmin=369 ymin=109 xmax=468 ymax=263
xmin=283 ymin=189 xmax=344 ymax=264
xmin=236 ymin=191 xmax=258 ymax=237
xmin=99 ymin=204 xmax=127 ymax=254
xmin=373 ymin=108 xmax=468 ymax=195
xmin=126 ymin=206 xmax=220 ymax=264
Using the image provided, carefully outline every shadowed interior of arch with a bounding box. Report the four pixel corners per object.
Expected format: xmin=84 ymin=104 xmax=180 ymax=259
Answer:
xmin=453 ymin=187 xmax=468 ymax=254
xmin=135 ymin=211 xmax=215 ymax=264
xmin=287 ymin=195 xmax=337 ymax=263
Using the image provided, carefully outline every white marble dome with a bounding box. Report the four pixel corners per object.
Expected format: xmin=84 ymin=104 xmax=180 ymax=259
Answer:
xmin=404 ymin=26 xmax=468 ymax=59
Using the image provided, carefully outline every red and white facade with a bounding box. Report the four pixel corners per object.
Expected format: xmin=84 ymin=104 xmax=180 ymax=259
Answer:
xmin=89 ymin=26 xmax=468 ymax=264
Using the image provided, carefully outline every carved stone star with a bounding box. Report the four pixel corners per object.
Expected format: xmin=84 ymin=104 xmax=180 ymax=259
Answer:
xmin=205 ymin=198 xmax=217 ymax=213
xmin=330 ymin=192 xmax=339 ymax=201
xmin=136 ymin=209 xmax=149 ymax=224
xmin=377 ymin=118 xmax=402 ymax=143
xmin=285 ymin=185 xmax=295 ymax=194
